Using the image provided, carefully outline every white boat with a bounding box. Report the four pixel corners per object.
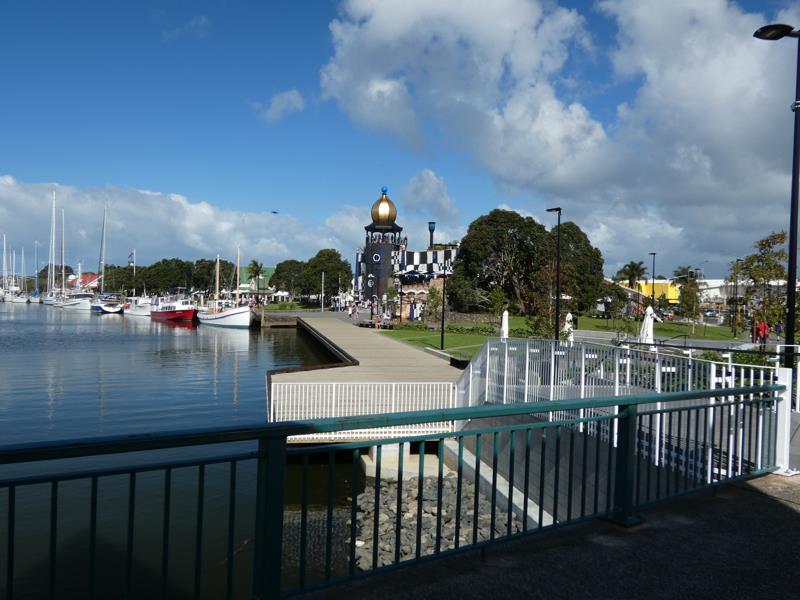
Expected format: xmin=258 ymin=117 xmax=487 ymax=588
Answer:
xmin=198 ymin=300 xmax=253 ymax=328
xmin=125 ymin=295 xmax=152 ymax=317
xmin=11 ymin=294 xmax=29 ymax=304
xmin=62 ymin=292 xmax=94 ymax=311
xmin=197 ymin=250 xmax=254 ymax=329
xmin=99 ymin=302 xmax=123 ymax=314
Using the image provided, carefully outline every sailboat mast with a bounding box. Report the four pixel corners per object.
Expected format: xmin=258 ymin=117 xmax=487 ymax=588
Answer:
xmin=98 ymin=205 xmax=107 ymax=294
xmin=61 ymin=209 xmax=65 ymax=297
xmin=215 ymin=254 xmax=220 ymax=301
xmin=236 ymin=247 xmax=240 ymax=305
xmin=1 ymin=234 xmax=6 ymax=293
xmin=34 ymin=241 xmax=39 ymax=294
xmin=48 ymin=192 xmax=56 ymax=294
xmin=21 ymin=247 xmax=25 ymax=293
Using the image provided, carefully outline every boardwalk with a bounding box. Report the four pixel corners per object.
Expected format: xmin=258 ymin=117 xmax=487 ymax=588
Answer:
xmin=270 ymin=316 xmax=463 ymax=384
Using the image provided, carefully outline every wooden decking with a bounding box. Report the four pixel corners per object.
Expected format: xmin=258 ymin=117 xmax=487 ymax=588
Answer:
xmin=270 ymin=316 xmax=463 ymax=383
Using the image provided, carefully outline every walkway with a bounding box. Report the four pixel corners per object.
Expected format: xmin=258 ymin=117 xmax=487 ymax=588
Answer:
xmin=299 ymin=474 xmax=800 ymax=600
xmin=270 ymin=316 xmax=463 ymax=384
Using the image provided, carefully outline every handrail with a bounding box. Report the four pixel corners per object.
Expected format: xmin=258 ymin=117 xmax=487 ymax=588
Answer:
xmin=0 ymin=384 xmax=783 ymax=465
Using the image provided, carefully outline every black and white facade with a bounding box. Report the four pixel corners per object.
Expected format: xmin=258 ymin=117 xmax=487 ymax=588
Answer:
xmin=354 ymin=187 xmax=458 ymax=303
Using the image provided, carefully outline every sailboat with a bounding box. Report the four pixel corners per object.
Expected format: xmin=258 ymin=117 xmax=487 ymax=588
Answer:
xmin=11 ymin=246 xmax=29 ymax=303
xmin=61 ymin=261 xmax=93 ymax=310
xmin=197 ymin=248 xmax=254 ymax=328
xmin=42 ymin=193 xmax=59 ymax=306
xmin=89 ymin=204 xmax=123 ymax=314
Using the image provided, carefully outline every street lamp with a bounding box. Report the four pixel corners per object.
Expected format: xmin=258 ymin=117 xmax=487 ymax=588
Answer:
xmin=440 ymin=259 xmax=450 ymax=350
xmin=546 ymin=207 xmax=562 ymax=341
xmin=649 ymin=252 xmax=657 ymax=308
xmin=754 ymin=23 xmax=800 ymax=367
xmin=732 ymin=258 xmax=743 ymax=338
xmin=428 ymin=221 xmax=436 ymax=250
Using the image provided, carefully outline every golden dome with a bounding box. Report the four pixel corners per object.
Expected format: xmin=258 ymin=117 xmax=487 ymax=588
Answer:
xmin=370 ymin=187 xmax=397 ymax=225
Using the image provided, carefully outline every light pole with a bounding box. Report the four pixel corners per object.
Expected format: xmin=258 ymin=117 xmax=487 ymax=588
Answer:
xmin=649 ymin=252 xmax=657 ymax=308
xmin=733 ymin=258 xmax=743 ymax=338
xmin=754 ymin=23 xmax=800 ymax=367
xmin=428 ymin=221 xmax=436 ymax=250
xmin=546 ymin=207 xmax=562 ymax=341
xmin=440 ymin=259 xmax=450 ymax=350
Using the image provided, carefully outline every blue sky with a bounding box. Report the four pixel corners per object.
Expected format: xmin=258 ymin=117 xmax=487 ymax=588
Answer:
xmin=1 ymin=0 xmax=799 ymax=277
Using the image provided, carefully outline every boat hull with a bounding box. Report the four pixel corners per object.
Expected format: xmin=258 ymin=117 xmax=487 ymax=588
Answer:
xmin=197 ymin=306 xmax=253 ymax=328
xmin=100 ymin=304 xmax=124 ymax=314
xmin=151 ymin=308 xmax=197 ymax=322
xmin=62 ymin=298 xmax=92 ymax=311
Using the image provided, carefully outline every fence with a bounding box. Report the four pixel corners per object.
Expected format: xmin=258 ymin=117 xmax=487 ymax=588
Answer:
xmin=0 ymin=385 xmax=785 ymax=599
xmin=268 ymin=382 xmax=456 ymax=440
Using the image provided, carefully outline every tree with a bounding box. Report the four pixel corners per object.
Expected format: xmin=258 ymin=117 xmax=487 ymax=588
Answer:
xmin=191 ymin=258 xmax=235 ymax=293
xmin=139 ymin=258 xmax=194 ymax=292
xmin=549 ymin=222 xmax=604 ymax=312
xmin=298 ymin=249 xmax=353 ymax=302
xmin=453 ymin=209 xmax=549 ymax=313
xmin=270 ymin=259 xmax=306 ymax=299
xmin=734 ymin=231 xmax=787 ymax=329
xmin=672 ymin=266 xmax=701 ymax=328
xmin=425 ymin=286 xmax=442 ymax=320
xmin=248 ymin=260 xmax=264 ymax=293
xmin=615 ymin=261 xmax=647 ymax=289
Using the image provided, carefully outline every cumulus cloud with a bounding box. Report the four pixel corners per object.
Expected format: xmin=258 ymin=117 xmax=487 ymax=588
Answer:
xmin=0 ymin=176 xmax=367 ymax=269
xmin=162 ymin=15 xmax=211 ymax=41
xmin=400 ymin=169 xmax=458 ymax=226
xmin=252 ymin=89 xmax=306 ymax=122
xmin=320 ymin=0 xmax=800 ymax=275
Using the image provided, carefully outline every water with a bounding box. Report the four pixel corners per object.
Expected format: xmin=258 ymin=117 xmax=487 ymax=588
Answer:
xmin=0 ymin=302 xmax=332 ymax=444
xmin=0 ymin=303 xmax=350 ymax=598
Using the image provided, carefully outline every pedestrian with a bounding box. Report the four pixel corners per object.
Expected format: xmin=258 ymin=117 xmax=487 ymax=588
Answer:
xmin=758 ymin=319 xmax=769 ymax=350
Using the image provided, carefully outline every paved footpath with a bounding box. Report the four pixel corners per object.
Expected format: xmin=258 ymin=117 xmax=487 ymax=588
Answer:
xmin=270 ymin=315 xmax=463 ymax=384
xmin=299 ymin=474 xmax=800 ymax=600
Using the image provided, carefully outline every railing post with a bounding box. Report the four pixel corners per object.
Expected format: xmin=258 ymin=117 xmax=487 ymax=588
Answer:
xmin=468 ymin=362 xmax=473 ymax=407
xmin=706 ymin=363 xmax=717 ymax=483
xmin=524 ymin=340 xmax=530 ymax=403
xmin=612 ymin=403 xmax=641 ymax=526
xmin=775 ymin=367 xmax=797 ymax=473
xmin=502 ymin=340 xmax=509 ymax=404
xmin=549 ymin=343 xmax=555 ymax=404
xmin=253 ymin=435 xmax=287 ymax=600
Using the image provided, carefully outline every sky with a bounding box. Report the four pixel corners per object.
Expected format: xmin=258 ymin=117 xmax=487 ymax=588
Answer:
xmin=1 ymin=0 xmax=799 ymax=278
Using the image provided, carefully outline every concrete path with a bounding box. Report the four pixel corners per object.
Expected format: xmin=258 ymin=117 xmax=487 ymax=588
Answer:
xmin=270 ymin=316 xmax=463 ymax=384
xmin=299 ymin=474 xmax=800 ymax=600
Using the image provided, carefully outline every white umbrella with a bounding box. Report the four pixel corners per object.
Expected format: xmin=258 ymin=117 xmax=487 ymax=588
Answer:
xmin=638 ymin=306 xmax=662 ymax=344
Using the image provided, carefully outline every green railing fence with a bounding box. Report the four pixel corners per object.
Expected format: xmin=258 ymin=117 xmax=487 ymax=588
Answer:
xmin=0 ymin=384 xmax=784 ymax=599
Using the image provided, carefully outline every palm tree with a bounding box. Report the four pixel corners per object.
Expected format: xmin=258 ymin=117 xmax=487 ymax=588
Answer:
xmin=615 ymin=261 xmax=648 ymax=289
xmin=247 ymin=259 xmax=264 ymax=295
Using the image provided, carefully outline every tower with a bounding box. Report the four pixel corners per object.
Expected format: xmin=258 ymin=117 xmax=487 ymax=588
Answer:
xmin=359 ymin=187 xmax=406 ymax=305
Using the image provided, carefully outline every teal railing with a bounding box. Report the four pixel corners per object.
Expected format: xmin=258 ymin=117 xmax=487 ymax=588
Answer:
xmin=0 ymin=384 xmax=783 ymax=599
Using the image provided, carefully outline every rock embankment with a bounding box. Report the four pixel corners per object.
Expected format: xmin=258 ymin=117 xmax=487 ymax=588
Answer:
xmin=347 ymin=473 xmax=523 ymax=570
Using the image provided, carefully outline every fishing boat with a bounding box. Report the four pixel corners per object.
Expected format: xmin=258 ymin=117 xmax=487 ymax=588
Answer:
xmin=62 ymin=291 xmax=94 ymax=310
xmin=150 ymin=295 xmax=197 ymax=322
xmin=197 ymin=250 xmax=254 ymax=328
xmin=125 ymin=295 xmax=152 ymax=317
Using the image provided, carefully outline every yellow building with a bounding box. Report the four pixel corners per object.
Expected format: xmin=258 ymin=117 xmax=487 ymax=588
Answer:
xmin=636 ymin=279 xmax=680 ymax=305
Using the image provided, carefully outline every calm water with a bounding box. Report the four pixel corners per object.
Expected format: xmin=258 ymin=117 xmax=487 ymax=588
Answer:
xmin=0 ymin=302 xmax=332 ymax=444
xmin=0 ymin=303 xmax=353 ymax=599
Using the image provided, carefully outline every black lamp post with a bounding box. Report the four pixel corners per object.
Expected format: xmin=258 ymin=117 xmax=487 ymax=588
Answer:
xmin=733 ymin=258 xmax=743 ymax=338
xmin=649 ymin=252 xmax=657 ymax=308
xmin=546 ymin=207 xmax=562 ymax=341
xmin=440 ymin=259 xmax=449 ymax=350
xmin=754 ymin=23 xmax=800 ymax=367
xmin=428 ymin=221 xmax=436 ymax=250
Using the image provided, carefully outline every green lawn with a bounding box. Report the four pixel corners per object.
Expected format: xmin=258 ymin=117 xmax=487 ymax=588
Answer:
xmin=381 ymin=329 xmax=490 ymax=358
xmin=573 ymin=316 xmax=743 ymax=342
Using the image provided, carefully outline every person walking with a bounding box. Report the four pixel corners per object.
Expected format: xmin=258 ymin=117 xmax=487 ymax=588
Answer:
xmin=758 ymin=319 xmax=769 ymax=350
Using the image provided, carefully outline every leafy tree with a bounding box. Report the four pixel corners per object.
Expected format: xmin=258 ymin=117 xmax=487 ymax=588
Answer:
xmin=672 ymin=266 xmax=701 ymax=327
xmin=734 ymin=231 xmax=787 ymax=328
xmin=425 ymin=286 xmax=442 ymax=319
xmin=615 ymin=261 xmax=647 ymax=289
xmin=656 ymin=293 xmax=670 ymax=311
xmin=191 ymin=258 xmax=235 ymax=293
xmin=38 ymin=264 xmax=74 ymax=291
xmin=248 ymin=260 xmax=264 ymax=293
xmin=488 ymin=287 xmax=508 ymax=318
xmin=298 ymin=249 xmax=353 ymax=301
xmin=550 ymin=222 xmax=604 ymax=312
xmin=139 ymin=258 xmax=194 ymax=292
xmin=270 ymin=259 xmax=306 ymax=299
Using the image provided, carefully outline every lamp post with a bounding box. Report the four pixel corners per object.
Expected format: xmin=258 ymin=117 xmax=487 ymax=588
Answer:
xmin=546 ymin=207 xmax=562 ymax=341
xmin=732 ymin=258 xmax=743 ymax=338
xmin=440 ymin=259 xmax=450 ymax=350
xmin=649 ymin=252 xmax=657 ymax=308
xmin=428 ymin=221 xmax=436 ymax=250
xmin=754 ymin=23 xmax=800 ymax=367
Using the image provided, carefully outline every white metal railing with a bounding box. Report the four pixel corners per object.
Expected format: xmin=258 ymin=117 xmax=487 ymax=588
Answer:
xmin=268 ymin=381 xmax=455 ymax=440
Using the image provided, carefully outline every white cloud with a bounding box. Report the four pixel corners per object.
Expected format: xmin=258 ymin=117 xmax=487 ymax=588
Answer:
xmin=400 ymin=169 xmax=458 ymax=226
xmin=252 ymin=89 xmax=306 ymax=123
xmin=0 ymin=176 xmax=367 ymax=270
xmin=162 ymin=15 xmax=211 ymax=41
xmin=319 ymin=0 xmax=800 ymax=275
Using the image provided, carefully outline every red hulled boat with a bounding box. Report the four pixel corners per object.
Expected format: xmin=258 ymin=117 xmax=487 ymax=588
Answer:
xmin=150 ymin=296 xmax=198 ymax=322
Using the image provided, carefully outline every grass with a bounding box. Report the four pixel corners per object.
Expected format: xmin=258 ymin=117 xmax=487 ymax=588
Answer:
xmin=381 ymin=329 xmax=490 ymax=358
xmin=573 ymin=316 xmax=742 ymax=341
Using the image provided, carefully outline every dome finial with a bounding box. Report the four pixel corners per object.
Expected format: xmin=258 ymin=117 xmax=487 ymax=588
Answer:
xmin=381 ymin=186 xmax=388 ymax=195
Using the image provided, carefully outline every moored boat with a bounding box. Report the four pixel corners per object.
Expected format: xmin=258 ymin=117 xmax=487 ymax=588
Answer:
xmin=125 ymin=295 xmax=152 ymax=317
xmin=150 ymin=296 xmax=197 ymax=322
xmin=62 ymin=291 xmax=93 ymax=311
xmin=198 ymin=301 xmax=253 ymax=328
